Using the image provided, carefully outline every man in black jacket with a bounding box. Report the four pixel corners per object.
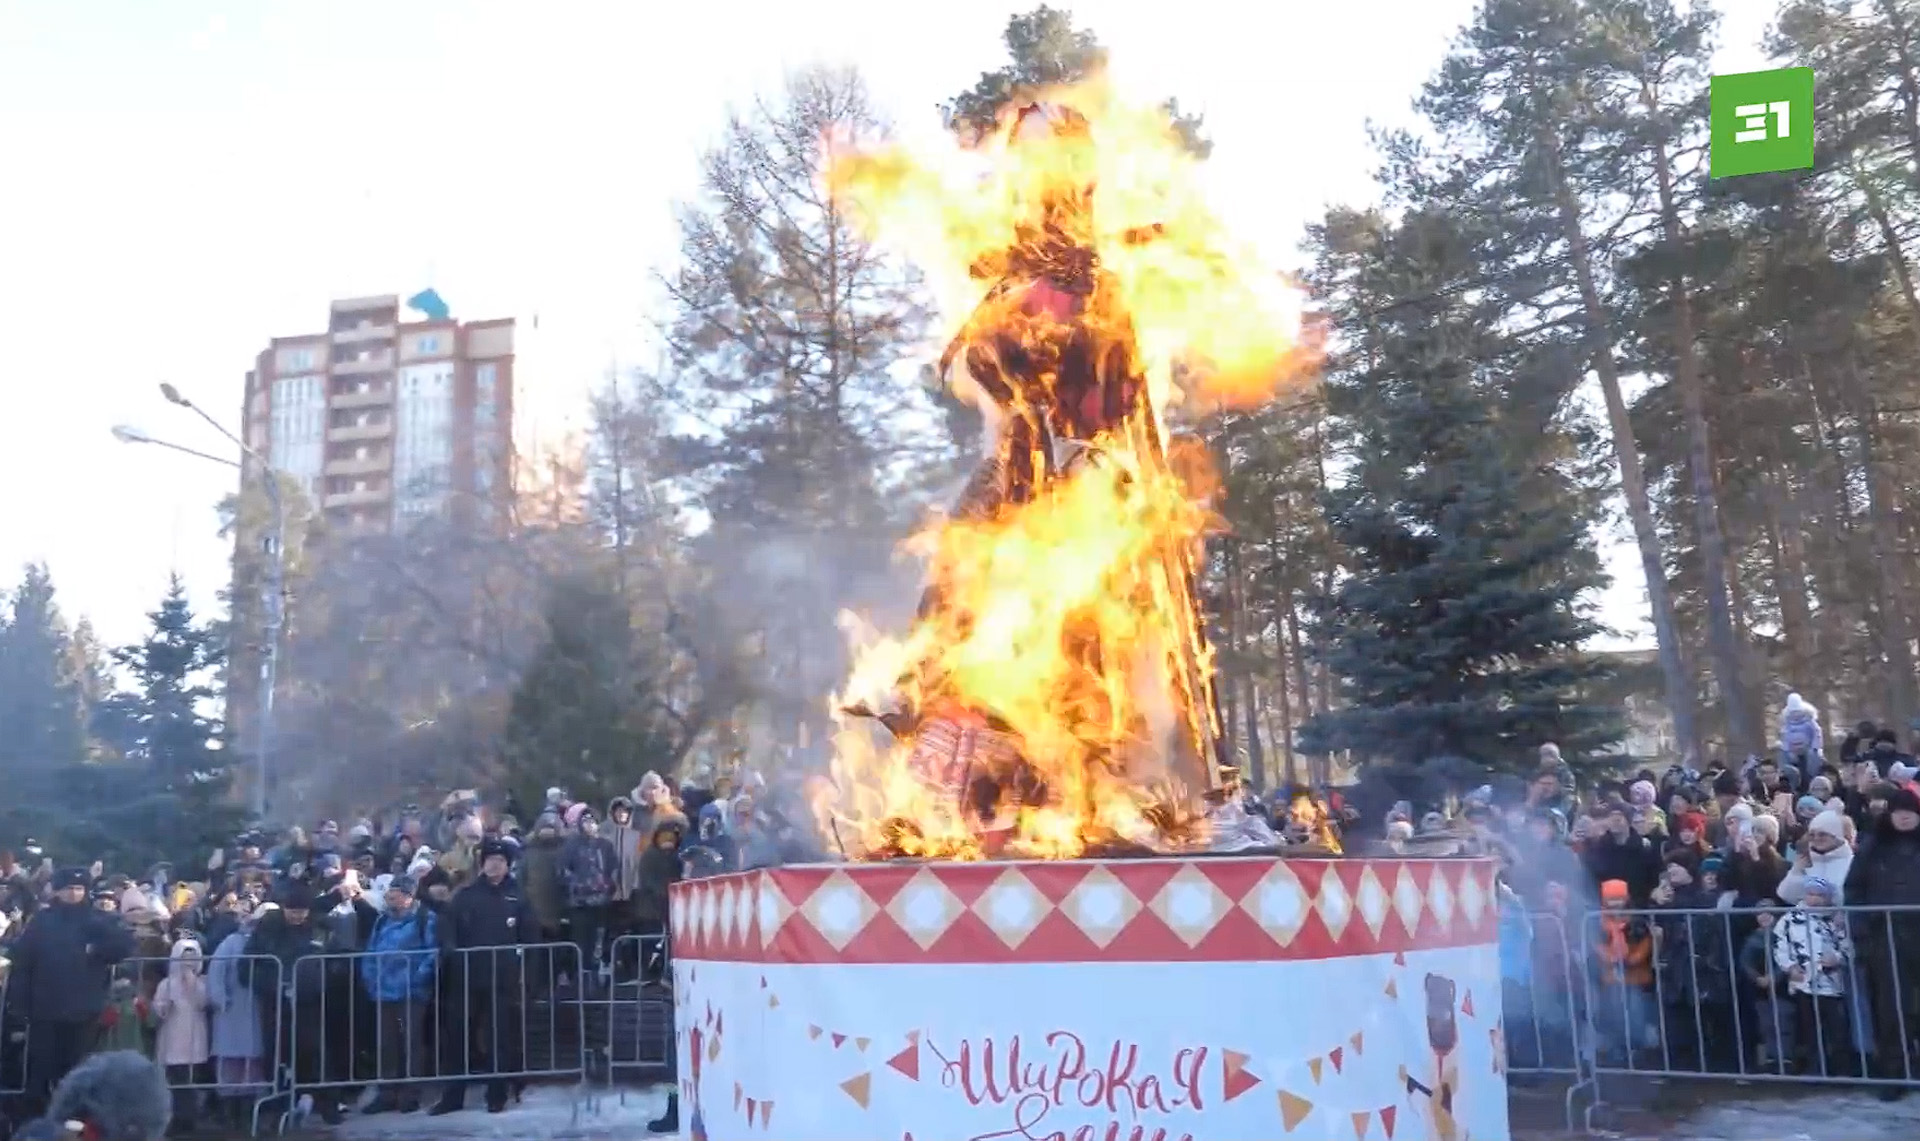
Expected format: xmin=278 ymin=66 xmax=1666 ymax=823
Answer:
xmin=429 ymin=838 xmax=540 ymax=1116
xmin=244 ymin=882 xmax=348 ymax=1124
xmin=8 ymin=867 xmax=136 ymax=1116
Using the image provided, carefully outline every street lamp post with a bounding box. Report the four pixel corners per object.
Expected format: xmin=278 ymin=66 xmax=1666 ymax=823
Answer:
xmin=117 ymin=384 xmax=287 ymax=823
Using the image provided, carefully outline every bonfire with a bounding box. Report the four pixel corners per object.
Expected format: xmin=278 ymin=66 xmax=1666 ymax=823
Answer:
xmin=817 ymin=79 xmax=1316 ymax=861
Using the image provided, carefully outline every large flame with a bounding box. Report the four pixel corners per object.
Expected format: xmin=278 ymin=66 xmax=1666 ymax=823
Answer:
xmin=816 ymin=77 xmax=1315 ymax=861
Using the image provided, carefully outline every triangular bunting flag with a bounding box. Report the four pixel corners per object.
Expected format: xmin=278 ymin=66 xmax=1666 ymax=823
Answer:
xmin=746 ymin=1099 xmax=757 ymax=1126
xmin=808 ymin=1025 xmax=823 ymax=1040
xmin=1278 ymin=1090 xmax=1314 ymax=1132
xmin=1380 ymin=1105 xmax=1397 ymax=1139
xmin=759 ymin=976 xmax=768 ymax=988
xmin=887 ymin=1040 xmax=921 ymax=1082
xmin=1351 ymin=1110 xmax=1372 ymax=1140
xmin=1329 ymin=1046 xmax=1345 ymax=1074
xmin=856 ymin=1036 xmax=871 ymax=1052
xmin=832 ymin=1032 xmax=847 ymax=1048
xmin=1460 ymin=990 xmax=1475 ymax=1017
xmin=716 ymin=1011 xmax=725 ymax=1035
xmin=761 ymin=1101 xmax=775 ymax=1130
xmin=1308 ymin=1057 xmax=1324 ymax=1084
xmin=1350 ymin=1031 xmax=1364 ymax=1056
xmin=1383 ymin=978 xmax=1398 ymax=999
xmin=1396 ymin=1063 xmax=1408 ymax=1088
xmin=768 ymin=994 xmax=780 ymax=1009
xmin=1222 ymin=1049 xmax=1262 ymax=1103
xmin=733 ymin=1083 xmax=743 ymax=1111
xmin=1393 ymin=951 xmax=1406 ymax=966
xmin=841 ymin=1071 xmax=873 ymax=1109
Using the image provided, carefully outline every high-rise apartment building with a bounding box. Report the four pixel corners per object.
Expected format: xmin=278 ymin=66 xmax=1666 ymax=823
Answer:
xmin=240 ymin=294 xmax=515 ymax=532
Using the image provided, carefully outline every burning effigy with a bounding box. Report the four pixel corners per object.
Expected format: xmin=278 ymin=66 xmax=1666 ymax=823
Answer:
xmin=669 ymin=82 xmax=1512 ymax=1141
xmin=818 ymin=82 xmax=1316 ymax=861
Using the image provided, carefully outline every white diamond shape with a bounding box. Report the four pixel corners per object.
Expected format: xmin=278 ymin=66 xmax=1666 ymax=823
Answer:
xmin=1151 ymin=864 xmax=1232 ymax=950
xmin=732 ymin=880 xmax=755 ymax=944
xmin=697 ymin=885 xmax=720 ymax=945
xmin=1458 ymin=865 xmax=1488 ymax=929
xmin=1354 ymin=865 xmax=1391 ymax=940
xmin=1241 ymin=862 xmax=1309 ymax=947
xmin=715 ymin=882 xmax=738 ymax=945
xmin=801 ymin=871 xmax=879 ymax=952
xmin=1392 ymin=865 xmax=1424 ymax=937
xmin=1427 ymin=865 xmax=1455 ymax=932
xmin=1316 ymin=867 xmax=1352 ymax=940
xmin=1061 ymin=865 xmax=1143 ymax=948
xmin=971 ymin=867 xmax=1050 ymax=949
xmin=885 ymin=868 xmax=967 ymax=951
xmin=756 ymin=872 xmax=795 ymax=948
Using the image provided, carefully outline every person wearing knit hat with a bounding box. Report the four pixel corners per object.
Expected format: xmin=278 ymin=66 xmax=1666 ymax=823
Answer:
xmin=1780 ymin=808 xmax=1853 ymax=906
xmin=9 ymin=867 xmax=138 ymax=1116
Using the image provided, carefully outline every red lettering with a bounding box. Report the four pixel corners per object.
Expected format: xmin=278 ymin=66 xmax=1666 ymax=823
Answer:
xmin=1172 ymin=1047 xmax=1208 ymax=1111
xmin=1045 ymin=1032 xmax=1090 ymax=1107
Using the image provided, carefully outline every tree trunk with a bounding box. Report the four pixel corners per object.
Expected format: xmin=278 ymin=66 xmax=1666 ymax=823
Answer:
xmin=1649 ymin=135 xmax=1756 ymax=759
xmin=1856 ymin=386 xmax=1920 ymax=731
xmin=1537 ymin=119 xmax=1701 ymax=759
xmin=1762 ymin=466 xmax=1817 ymax=690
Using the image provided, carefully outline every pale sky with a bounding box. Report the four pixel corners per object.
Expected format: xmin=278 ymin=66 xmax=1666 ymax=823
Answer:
xmin=0 ymin=0 xmax=1772 ymax=650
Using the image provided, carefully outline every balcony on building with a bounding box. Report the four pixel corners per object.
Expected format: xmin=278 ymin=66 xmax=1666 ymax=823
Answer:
xmin=329 ymin=295 xmax=400 ymax=334
xmin=331 ymin=381 xmax=393 ymax=410
xmin=327 ymin=417 xmax=392 ymax=443
xmin=332 ymin=347 xmax=395 ymax=375
xmin=323 ymin=482 xmax=392 ymax=509
xmin=325 ymin=448 xmax=388 ymax=477
xmin=332 ymin=320 xmax=396 ymax=345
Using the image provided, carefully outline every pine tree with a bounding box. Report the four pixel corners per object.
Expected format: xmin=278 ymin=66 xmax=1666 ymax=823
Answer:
xmin=1299 ymin=207 xmax=1619 ymax=770
xmin=501 ymin=572 xmax=684 ymax=810
xmin=0 ymin=562 xmax=90 ymax=774
xmin=96 ymin=576 xmax=243 ymax=864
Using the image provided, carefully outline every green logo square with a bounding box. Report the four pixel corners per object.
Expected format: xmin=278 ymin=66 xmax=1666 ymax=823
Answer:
xmin=1711 ymin=67 xmax=1814 ymax=178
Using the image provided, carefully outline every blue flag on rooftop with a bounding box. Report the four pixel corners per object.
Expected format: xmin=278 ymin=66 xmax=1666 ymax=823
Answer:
xmin=407 ymin=288 xmax=449 ymax=321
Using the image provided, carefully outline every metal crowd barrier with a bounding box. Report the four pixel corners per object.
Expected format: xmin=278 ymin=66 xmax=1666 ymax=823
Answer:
xmin=0 ymin=952 xmax=285 ymax=1135
xmin=277 ymin=941 xmax=588 ymax=1131
xmin=574 ymin=932 xmax=673 ymax=1116
xmin=1488 ymin=902 xmax=1920 ymax=1133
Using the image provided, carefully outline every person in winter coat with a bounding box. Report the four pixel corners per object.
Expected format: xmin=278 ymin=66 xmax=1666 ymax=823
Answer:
xmin=8 ymin=867 xmax=137 ymax=1116
xmin=1844 ymin=784 xmax=1920 ymax=1095
xmin=727 ymin=795 xmax=782 ymax=872
xmin=152 ymin=938 xmax=212 ymax=1131
xmin=520 ymin=817 xmax=565 ymax=942
xmin=1771 ymin=876 xmax=1856 ymax=1076
xmin=243 ymin=884 xmax=347 ymax=1124
xmin=1779 ymin=692 xmax=1825 ymax=781
xmin=358 ymin=876 xmax=439 ymax=1115
xmin=430 ymin=839 xmax=541 ymax=1117
xmin=1581 ymin=804 xmax=1662 ymax=902
xmin=605 ymin=797 xmax=645 ymax=978
xmin=558 ymin=805 xmax=618 ymax=985
xmin=1779 ymin=810 xmax=1854 ymax=905
xmin=634 ymin=820 xmax=685 ymax=978
xmin=206 ymin=914 xmax=269 ymax=1123
xmin=1738 ymin=900 xmax=1793 ymax=1070
xmin=1592 ymin=879 xmax=1657 ymax=1058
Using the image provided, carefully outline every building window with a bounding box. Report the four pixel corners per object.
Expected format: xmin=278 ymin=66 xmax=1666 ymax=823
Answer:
xmin=417 ymin=334 xmax=440 ymax=355
xmin=476 ymin=362 xmax=497 ymax=392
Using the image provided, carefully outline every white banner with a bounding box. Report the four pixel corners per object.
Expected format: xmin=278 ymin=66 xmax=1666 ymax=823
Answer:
xmin=673 ymin=943 xmax=1508 ymax=1140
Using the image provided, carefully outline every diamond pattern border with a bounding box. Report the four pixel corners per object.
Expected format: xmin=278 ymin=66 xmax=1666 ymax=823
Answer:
xmin=669 ymin=857 xmax=1498 ymax=965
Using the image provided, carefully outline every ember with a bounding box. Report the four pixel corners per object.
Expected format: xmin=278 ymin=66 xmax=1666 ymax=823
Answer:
xmin=818 ymin=79 xmax=1315 ymax=861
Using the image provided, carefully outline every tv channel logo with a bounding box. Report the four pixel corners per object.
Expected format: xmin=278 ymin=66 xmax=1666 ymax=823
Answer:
xmin=1711 ymin=67 xmax=1815 ymax=179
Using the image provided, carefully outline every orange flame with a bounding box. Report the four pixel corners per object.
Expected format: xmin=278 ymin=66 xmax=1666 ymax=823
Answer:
xmin=1289 ymin=794 xmax=1343 ymax=854
xmin=817 ymin=78 xmax=1316 ymax=860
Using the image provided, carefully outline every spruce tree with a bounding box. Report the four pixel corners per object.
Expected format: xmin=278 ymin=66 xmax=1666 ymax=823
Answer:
xmin=1299 ymin=208 xmax=1619 ymax=771
xmin=94 ymin=576 xmax=242 ymax=865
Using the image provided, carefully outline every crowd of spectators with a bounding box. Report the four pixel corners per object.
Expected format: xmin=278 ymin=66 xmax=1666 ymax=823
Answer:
xmin=0 ymin=769 xmax=820 ymax=1138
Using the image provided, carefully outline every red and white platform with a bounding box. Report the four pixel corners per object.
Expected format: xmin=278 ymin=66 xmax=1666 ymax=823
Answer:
xmin=668 ymin=857 xmax=1510 ymax=1141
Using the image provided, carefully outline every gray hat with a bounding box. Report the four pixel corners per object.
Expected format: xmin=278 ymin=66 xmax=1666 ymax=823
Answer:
xmin=387 ymin=874 xmax=417 ymax=896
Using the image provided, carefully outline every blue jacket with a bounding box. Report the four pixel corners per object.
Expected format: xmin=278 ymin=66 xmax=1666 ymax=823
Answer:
xmin=358 ymin=906 xmax=439 ymax=1003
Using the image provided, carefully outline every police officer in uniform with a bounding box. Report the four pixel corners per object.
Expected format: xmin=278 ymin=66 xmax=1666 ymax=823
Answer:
xmin=429 ymin=838 xmax=539 ymax=1116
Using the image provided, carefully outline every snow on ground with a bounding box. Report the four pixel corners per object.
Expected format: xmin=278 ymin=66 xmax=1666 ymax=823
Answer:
xmin=1645 ymin=1092 xmax=1920 ymax=1140
xmin=309 ymin=1081 xmax=1920 ymax=1140
xmin=322 ymin=1084 xmax=674 ymax=1140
